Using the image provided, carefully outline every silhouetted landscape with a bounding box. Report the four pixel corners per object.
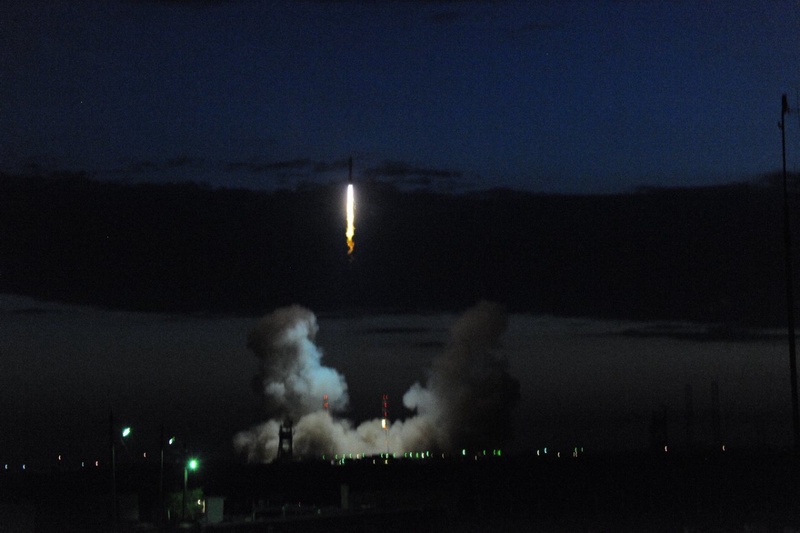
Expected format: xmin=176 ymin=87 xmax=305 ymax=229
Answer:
xmin=5 ymin=450 xmax=800 ymax=532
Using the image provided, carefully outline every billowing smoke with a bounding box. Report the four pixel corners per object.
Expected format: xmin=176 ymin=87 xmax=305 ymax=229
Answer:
xmin=246 ymin=305 xmax=348 ymax=420
xmin=234 ymin=301 xmax=520 ymax=462
xmin=402 ymin=300 xmax=520 ymax=450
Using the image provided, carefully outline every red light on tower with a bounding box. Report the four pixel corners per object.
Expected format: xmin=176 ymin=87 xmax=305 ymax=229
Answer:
xmin=323 ymin=394 xmax=329 ymax=413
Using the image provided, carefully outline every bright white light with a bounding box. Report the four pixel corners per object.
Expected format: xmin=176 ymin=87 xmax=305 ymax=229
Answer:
xmin=345 ymin=184 xmax=355 ymax=254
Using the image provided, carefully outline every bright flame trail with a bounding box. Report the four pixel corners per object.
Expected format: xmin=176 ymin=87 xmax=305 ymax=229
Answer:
xmin=346 ymin=184 xmax=355 ymax=254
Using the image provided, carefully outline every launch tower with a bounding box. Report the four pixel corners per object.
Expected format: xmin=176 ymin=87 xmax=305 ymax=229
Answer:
xmin=277 ymin=419 xmax=293 ymax=461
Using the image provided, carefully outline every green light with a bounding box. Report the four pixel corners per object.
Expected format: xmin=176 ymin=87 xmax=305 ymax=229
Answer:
xmin=121 ymin=427 xmax=131 ymax=438
xmin=187 ymin=458 xmax=199 ymax=471
xmin=461 ymin=449 xmax=466 ymax=456
xmin=169 ymin=437 xmax=176 ymax=445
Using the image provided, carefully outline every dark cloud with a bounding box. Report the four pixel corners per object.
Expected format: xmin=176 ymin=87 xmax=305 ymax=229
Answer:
xmin=226 ymin=158 xmax=313 ymax=174
xmin=0 ymin=173 xmax=790 ymax=325
xmin=127 ymin=0 xmax=241 ymax=5
xmin=1 ymin=307 xmax=63 ymax=316
xmin=119 ymin=159 xmax=159 ymax=174
xmin=165 ymin=155 xmax=198 ymax=168
xmin=363 ymin=326 xmax=433 ymax=334
xmin=363 ymin=161 xmax=464 ymax=189
xmin=619 ymin=324 xmax=786 ymax=344
xmin=306 ymin=0 xmax=505 ymax=3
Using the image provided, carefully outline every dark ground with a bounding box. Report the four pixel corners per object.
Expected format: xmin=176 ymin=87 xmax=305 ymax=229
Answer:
xmin=3 ymin=450 xmax=800 ymax=532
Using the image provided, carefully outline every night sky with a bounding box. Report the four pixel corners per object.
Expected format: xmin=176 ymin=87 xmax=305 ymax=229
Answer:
xmin=3 ymin=0 xmax=799 ymax=193
xmin=3 ymin=0 xmax=800 ymax=469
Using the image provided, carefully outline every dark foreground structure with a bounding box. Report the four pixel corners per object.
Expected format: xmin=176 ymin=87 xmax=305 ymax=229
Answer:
xmin=3 ymin=449 xmax=800 ymax=532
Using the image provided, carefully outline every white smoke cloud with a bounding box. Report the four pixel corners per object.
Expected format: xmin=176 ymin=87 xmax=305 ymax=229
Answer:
xmin=234 ymin=301 xmax=519 ymax=462
xmin=246 ymin=305 xmax=349 ymax=420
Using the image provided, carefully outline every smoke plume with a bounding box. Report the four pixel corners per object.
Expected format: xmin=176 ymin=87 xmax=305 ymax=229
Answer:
xmin=234 ymin=301 xmax=520 ymax=462
xmin=246 ymin=305 xmax=348 ymax=420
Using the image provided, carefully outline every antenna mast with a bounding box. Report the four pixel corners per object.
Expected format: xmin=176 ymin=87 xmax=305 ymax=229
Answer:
xmin=781 ymin=93 xmax=800 ymax=457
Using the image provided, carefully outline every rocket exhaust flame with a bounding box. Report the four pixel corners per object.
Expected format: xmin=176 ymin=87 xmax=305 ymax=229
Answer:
xmin=346 ymin=184 xmax=355 ymax=255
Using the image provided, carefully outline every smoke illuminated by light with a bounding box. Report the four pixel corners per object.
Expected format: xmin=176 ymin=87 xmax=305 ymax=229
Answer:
xmin=233 ymin=301 xmax=520 ymax=463
xmin=346 ymin=184 xmax=355 ymax=254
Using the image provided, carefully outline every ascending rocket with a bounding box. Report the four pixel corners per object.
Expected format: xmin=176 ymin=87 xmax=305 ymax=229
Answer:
xmin=346 ymin=157 xmax=355 ymax=255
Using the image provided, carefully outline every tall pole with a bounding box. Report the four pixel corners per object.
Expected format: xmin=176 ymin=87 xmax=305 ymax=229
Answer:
xmin=110 ymin=410 xmax=119 ymax=531
xmin=781 ymin=92 xmax=800 ymax=457
xmin=159 ymin=424 xmax=165 ymax=524
xmin=181 ymin=443 xmax=188 ymax=522
xmin=182 ymin=464 xmax=188 ymax=522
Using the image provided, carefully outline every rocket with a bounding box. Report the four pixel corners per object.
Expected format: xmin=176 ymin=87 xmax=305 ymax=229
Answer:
xmin=345 ymin=157 xmax=356 ymax=255
xmin=348 ymin=156 xmax=353 ymax=184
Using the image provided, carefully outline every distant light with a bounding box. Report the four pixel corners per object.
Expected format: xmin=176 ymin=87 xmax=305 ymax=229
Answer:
xmin=22 ymin=464 xmax=25 ymax=470
xmin=81 ymin=462 xmax=85 ymax=468
xmin=95 ymin=460 xmax=99 ymax=467
xmin=461 ymin=449 xmax=466 ymax=456
xmin=122 ymin=427 xmax=131 ymax=438
xmin=187 ymin=458 xmax=199 ymax=471
xmin=58 ymin=455 xmax=62 ymax=461
xmin=169 ymin=437 xmax=176 ymax=445
xmin=722 ymin=445 xmax=726 ymax=452
xmin=557 ymin=452 xmax=561 ymax=458
xmin=143 ymin=452 xmax=147 ymax=459
xmin=543 ymin=447 xmax=548 ymax=455
xmin=664 ymin=445 xmax=668 ymax=453
xmin=4 ymin=464 xmax=7 ymax=470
